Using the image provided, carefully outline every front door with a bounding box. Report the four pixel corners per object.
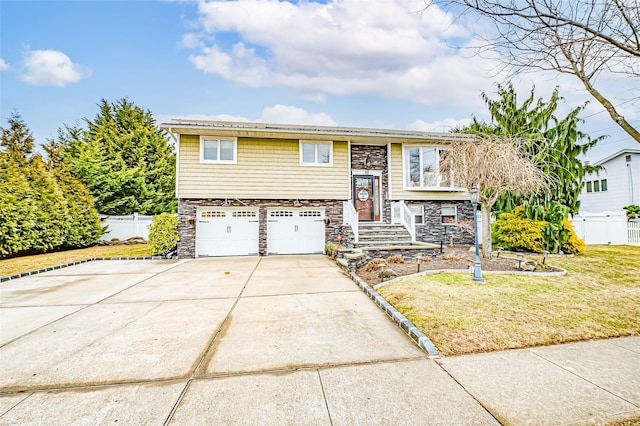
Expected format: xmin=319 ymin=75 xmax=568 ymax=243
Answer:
xmin=353 ymin=175 xmax=375 ymax=221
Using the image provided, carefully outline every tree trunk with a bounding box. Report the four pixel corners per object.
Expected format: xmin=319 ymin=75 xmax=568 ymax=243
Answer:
xmin=480 ymin=203 xmax=492 ymax=258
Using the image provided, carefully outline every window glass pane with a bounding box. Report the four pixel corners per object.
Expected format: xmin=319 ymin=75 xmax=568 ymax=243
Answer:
xmin=302 ymin=143 xmax=315 ymax=163
xmin=219 ymin=140 xmax=234 ymax=161
xmin=407 ymin=148 xmax=420 ymax=186
xmin=203 ymin=140 xmax=218 ymax=161
xmin=594 ymin=180 xmax=600 ymax=192
xmin=317 ymin=144 xmax=330 ymax=163
xmin=439 ymin=149 xmax=452 ymax=187
xmin=586 ymin=181 xmax=592 ymax=192
xmin=422 ymin=148 xmax=437 ymax=186
xmin=601 ymin=179 xmax=607 ymax=191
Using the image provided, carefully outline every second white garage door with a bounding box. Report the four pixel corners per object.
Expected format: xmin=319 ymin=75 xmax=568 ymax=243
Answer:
xmin=195 ymin=208 xmax=259 ymax=257
xmin=267 ymin=209 xmax=326 ymax=255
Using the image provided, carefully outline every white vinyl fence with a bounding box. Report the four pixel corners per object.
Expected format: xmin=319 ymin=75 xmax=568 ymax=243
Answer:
xmin=571 ymin=211 xmax=640 ymax=246
xmin=100 ymin=213 xmax=153 ymax=241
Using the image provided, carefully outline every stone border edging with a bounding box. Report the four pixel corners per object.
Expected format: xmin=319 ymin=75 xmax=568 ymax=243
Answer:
xmin=373 ymin=266 xmax=567 ymax=290
xmin=347 ymin=271 xmax=440 ymax=358
xmin=0 ymin=256 xmax=166 ymax=283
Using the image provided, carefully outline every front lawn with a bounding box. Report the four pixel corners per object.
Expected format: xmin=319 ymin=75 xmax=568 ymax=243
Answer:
xmin=378 ymin=245 xmax=640 ymax=356
xmin=0 ymin=245 xmax=154 ymax=277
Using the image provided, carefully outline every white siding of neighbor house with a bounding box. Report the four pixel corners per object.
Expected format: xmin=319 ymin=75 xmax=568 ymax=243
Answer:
xmin=389 ymin=143 xmax=470 ymax=201
xmin=579 ymin=152 xmax=640 ymax=212
xmin=178 ymin=135 xmax=350 ymax=199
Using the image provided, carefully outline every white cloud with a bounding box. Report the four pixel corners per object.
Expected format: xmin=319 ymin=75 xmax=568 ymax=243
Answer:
xmin=258 ymin=104 xmax=336 ymax=126
xmin=162 ymin=104 xmax=336 ymax=126
xmin=407 ymin=117 xmax=472 ymax=132
xmin=20 ymin=49 xmax=89 ymax=87
xmin=0 ymin=59 xmax=9 ymax=71
xmin=186 ymin=0 xmax=493 ymax=108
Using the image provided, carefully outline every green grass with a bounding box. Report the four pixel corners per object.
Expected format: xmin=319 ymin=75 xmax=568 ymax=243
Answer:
xmin=0 ymin=245 xmax=154 ymax=276
xmin=379 ymin=245 xmax=640 ymax=356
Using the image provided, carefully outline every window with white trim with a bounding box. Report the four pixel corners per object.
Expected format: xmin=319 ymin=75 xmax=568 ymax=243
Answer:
xmin=200 ymin=137 xmax=237 ymax=164
xmin=403 ymin=146 xmax=454 ymax=189
xmin=300 ymin=140 xmax=332 ymax=166
xmin=408 ymin=205 xmax=424 ymax=225
xmin=441 ymin=205 xmax=457 ymax=225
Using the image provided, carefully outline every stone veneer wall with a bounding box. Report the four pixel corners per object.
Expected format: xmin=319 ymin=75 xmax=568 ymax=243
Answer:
xmin=404 ymin=200 xmax=475 ymax=246
xmin=177 ymin=198 xmax=344 ymax=258
xmin=350 ymin=145 xmax=390 ymax=223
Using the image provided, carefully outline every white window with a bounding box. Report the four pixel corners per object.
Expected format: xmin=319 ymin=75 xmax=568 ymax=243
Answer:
xmin=408 ymin=205 xmax=424 ymax=225
xmin=300 ymin=140 xmax=332 ymax=166
xmin=200 ymin=137 xmax=237 ymax=164
xmin=441 ymin=205 xmax=457 ymax=225
xmin=403 ymin=146 xmax=454 ymax=189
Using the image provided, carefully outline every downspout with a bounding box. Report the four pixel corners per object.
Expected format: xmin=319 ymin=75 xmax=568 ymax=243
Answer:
xmin=168 ymin=129 xmax=180 ymax=200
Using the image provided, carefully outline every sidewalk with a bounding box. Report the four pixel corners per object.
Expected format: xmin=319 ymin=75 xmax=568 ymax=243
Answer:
xmin=438 ymin=336 xmax=640 ymax=425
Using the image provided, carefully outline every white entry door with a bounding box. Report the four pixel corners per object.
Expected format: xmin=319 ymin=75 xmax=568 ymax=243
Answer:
xmin=195 ymin=208 xmax=259 ymax=256
xmin=267 ymin=209 xmax=325 ymax=255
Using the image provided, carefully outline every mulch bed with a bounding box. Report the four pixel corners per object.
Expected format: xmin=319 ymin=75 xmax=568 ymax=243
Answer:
xmin=356 ymin=245 xmax=563 ymax=286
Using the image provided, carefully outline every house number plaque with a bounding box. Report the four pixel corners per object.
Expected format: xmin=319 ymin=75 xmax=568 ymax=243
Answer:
xmin=357 ymin=189 xmax=369 ymax=201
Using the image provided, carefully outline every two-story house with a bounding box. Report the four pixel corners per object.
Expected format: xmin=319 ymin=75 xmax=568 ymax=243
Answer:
xmin=579 ymin=149 xmax=640 ymax=213
xmin=163 ymin=120 xmax=475 ymax=258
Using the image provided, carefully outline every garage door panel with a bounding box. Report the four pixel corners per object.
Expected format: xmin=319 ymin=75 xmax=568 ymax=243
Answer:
xmin=196 ymin=209 xmax=259 ymax=257
xmin=267 ymin=210 xmax=325 ymax=255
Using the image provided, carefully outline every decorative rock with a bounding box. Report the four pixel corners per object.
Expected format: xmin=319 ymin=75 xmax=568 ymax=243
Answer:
xmin=520 ymin=260 xmax=537 ymax=272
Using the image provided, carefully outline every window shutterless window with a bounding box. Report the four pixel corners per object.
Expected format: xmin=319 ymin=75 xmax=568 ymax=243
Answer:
xmin=408 ymin=205 xmax=424 ymax=224
xmin=200 ymin=137 xmax=237 ymax=164
xmin=600 ymin=179 xmax=607 ymax=191
xmin=586 ymin=181 xmax=592 ymax=192
xmin=441 ymin=205 xmax=457 ymax=225
xmin=403 ymin=146 xmax=454 ymax=189
xmin=594 ymin=180 xmax=600 ymax=192
xmin=300 ymin=140 xmax=332 ymax=166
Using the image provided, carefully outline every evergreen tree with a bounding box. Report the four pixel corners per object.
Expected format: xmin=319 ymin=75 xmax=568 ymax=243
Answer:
xmin=61 ymin=99 xmax=176 ymax=215
xmin=466 ymin=84 xmax=602 ymax=214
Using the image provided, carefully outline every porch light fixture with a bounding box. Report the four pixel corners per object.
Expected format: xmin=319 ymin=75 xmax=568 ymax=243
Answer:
xmin=222 ymin=199 xmax=231 ymax=207
xmin=364 ymin=153 xmax=371 ymax=170
xmin=470 ymin=185 xmax=484 ymax=283
xmin=294 ymin=199 xmax=302 ymax=207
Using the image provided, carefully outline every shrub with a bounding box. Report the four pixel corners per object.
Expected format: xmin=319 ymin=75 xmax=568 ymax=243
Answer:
xmin=363 ymin=258 xmax=387 ymax=272
xmin=324 ymin=241 xmax=346 ymax=259
xmin=561 ymin=218 xmax=585 ymax=254
xmin=148 ymin=213 xmax=179 ymax=255
xmin=492 ymin=207 xmax=548 ymax=253
xmin=623 ymin=205 xmax=640 ymax=220
xmin=388 ymin=255 xmax=404 ymax=264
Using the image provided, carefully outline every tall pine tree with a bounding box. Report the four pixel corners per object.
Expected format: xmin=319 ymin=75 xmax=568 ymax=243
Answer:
xmin=60 ymin=99 xmax=176 ymax=215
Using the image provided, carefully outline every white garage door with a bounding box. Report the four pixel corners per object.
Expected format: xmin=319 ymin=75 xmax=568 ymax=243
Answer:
xmin=195 ymin=208 xmax=259 ymax=257
xmin=267 ymin=209 xmax=326 ymax=255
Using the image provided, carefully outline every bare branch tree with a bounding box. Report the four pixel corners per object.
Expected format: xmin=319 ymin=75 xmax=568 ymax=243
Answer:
xmin=440 ymin=136 xmax=549 ymax=257
xmin=429 ymin=0 xmax=640 ymax=143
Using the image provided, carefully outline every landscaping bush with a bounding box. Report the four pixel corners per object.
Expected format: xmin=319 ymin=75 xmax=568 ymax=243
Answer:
xmin=561 ymin=218 xmax=585 ymax=254
xmin=623 ymin=205 xmax=640 ymax=220
xmin=324 ymin=241 xmax=346 ymax=259
xmin=492 ymin=207 xmax=548 ymax=253
xmin=148 ymin=213 xmax=179 ymax=255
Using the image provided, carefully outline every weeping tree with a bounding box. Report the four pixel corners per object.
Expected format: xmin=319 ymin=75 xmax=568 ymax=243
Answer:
xmin=440 ymin=136 xmax=548 ymax=257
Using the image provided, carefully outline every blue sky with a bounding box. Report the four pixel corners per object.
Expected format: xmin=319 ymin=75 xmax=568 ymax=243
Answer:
xmin=1 ymin=0 xmax=637 ymax=161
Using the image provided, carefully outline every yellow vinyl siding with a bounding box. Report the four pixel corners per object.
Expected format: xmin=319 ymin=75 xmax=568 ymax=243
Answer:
xmin=179 ymin=135 xmax=349 ymax=199
xmin=390 ymin=143 xmax=469 ymax=201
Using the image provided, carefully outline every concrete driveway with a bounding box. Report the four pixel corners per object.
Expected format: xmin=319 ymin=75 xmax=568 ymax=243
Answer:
xmin=0 ymin=255 xmax=496 ymax=425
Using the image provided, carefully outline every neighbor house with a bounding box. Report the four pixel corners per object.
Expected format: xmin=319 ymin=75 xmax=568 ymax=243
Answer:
xmin=579 ymin=149 xmax=640 ymax=213
xmin=162 ymin=120 xmax=476 ymax=258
